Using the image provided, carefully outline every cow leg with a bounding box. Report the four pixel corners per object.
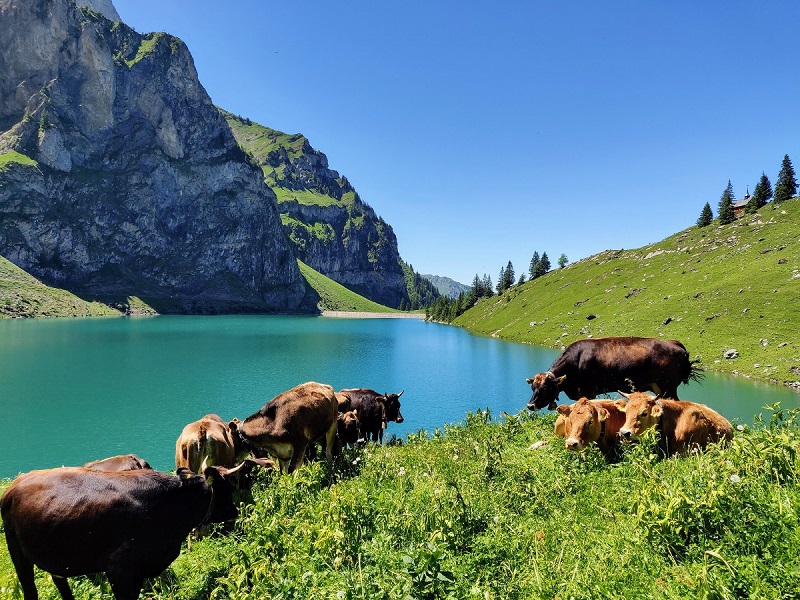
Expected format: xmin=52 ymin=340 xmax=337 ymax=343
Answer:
xmin=52 ymin=576 xmax=75 ymax=600
xmin=324 ymin=421 xmax=337 ymax=462
xmin=287 ymin=443 xmax=307 ymax=474
xmin=107 ymin=568 xmax=145 ymax=600
xmin=4 ymin=530 xmax=40 ymax=600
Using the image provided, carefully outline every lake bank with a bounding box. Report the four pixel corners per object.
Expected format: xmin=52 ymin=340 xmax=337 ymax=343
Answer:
xmin=321 ymin=310 xmax=425 ymax=319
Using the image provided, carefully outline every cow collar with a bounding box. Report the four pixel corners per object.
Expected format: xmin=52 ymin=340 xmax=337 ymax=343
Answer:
xmin=236 ymin=423 xmax=259 ymax=454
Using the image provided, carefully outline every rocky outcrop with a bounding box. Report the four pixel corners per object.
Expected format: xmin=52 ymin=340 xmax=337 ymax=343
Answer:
xmin=225 ymin=113 xmax=408 ymax=307
xmin=0 ymin=0 xmax=307 ymax=312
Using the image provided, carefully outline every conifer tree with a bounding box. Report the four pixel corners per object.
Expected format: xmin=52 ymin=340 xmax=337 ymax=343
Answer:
xmin=535 ymin=252 xmax=551 ymax=278
xmin=774 ymin=154 xmax=797 ymax=203
xmin=482 ymin=274 xmax=493 ymax=296
xmin=558 ymin=253 xmax=568 ymax=269
xmin=746 ymin=173 xmax=772 ymax=214
xmin=529 ymin=252 xmax=540 ymax=279
xmin=504 ymin=261 xmax=515 ymax=290
xmin=496 ymin=267 xmax=505 ymax=294
xmin=718 ymin=180 xmax=735 ymax=225
xmin=697 ymin=202 xmax=713 ymax=227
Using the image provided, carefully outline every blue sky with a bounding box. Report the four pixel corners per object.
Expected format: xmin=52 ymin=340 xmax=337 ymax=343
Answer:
xmin=112 ymin=0 xmax=800 ymax=286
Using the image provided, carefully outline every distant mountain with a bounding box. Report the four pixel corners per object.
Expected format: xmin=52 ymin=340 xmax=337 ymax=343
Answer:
xmin=423 ymin=274 xmax=470 ymax=298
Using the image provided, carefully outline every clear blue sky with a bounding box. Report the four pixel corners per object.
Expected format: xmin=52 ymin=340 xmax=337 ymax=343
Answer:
xmin=112 ymin=0 xmax=800 ymax=286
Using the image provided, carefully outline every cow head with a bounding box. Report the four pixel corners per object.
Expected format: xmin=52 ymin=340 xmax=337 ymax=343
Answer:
xmin=337 ymin=410 xmax=362 ymax=447
xmin=556 ymin=398 xmax=608 ymax=451
xmin=526 ymin=372 xmax=566 ymax=410
xmin=617 ymin=391 xmax=661 ymax=441
xmin=177 ymin=466 xmax=239 ymax=525
xmin=381 ymin=390 xmax=404 ymax=424
xmin=218 ymin=457 xmax=276 ymax=490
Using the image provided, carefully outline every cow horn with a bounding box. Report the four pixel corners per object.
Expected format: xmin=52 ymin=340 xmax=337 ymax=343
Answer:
xmin=397 ymin=389 xmax=404 ymax=398
xmin=222 ymin=461 xmax=248 ymax=476
xmin=617 ymin=391 xmax=631 ymax=400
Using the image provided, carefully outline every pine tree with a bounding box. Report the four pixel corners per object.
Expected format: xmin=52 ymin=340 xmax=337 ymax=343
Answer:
xmin=497 ymin=267 xmax=505 ymax=293
xmin=697 ymin=202 xmax=713 ymax=227
xmin=504 ymin=261 xmax=515 ymax=290
xmin=774 ymin=154 xmax=797 ymax=203
xmin=746 ymin=173 xmax=772 ymax=214
xmin=558 ymin=253 xmax=568 ymax=269
xmin=529 ymin=252 xmax=540 ymax=279
xmin=718 ymin=180 xmax=735 ymax=225
xmin=517 ymin=273 xmax=526 ymax=285
xmin=535 ymin=252 xmax=551 ymax=278
xmin=482 ymin=274 xmax=493 ymax=296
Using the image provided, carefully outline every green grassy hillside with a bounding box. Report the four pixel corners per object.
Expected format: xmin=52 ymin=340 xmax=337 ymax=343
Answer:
xmin=0 ymin=256 xmax=122 ymax=318
xmin=455 ymin=198 xmax=800 ymax=384
xmin=298 ymin=260 xmax=397 ymax=313
xmin=2 ymin=406 xmax=798 ymax=598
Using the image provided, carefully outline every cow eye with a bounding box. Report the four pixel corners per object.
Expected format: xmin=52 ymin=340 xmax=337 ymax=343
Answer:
xmin=587 ymin=419 xmax=593 ymax=426
xmin=640 ymin=410 xmax=647 ymax=417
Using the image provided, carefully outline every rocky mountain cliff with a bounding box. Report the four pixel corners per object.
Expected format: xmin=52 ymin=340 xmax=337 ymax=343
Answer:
xmin=224 ymin=112 xmax=409 ymax=308
xmin=0 ymin=0 xmax=307 ymax=312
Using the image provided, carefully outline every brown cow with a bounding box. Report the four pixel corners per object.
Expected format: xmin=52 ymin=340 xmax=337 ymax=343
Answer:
xmin=83 ymin=454 xmax=152 ymax=472
xmin=238 ymin=381 xmax=338 ymax=473
xmin=616 ymin=391 xmax=733 ymax=457
xmin=336 ymin=391 xmax=352 ymax=412
xmin=1 ymin=466 xmax=237 ymax=600
xmin=339 ymin=388 xmax=405 ymax=443
xmin=526 ymin=337 xmax=702 ymax=410
xmin=175 ymin=414 xmax=250 ymax=473
xmin=554 ymin=398 xmax=627 ymax=460
xmin=337 ymin=410 xmax=363 ymax=449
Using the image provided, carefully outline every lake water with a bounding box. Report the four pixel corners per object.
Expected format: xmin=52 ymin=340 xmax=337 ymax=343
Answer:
xmin=1 ymin=315 xmax=797 ymax=479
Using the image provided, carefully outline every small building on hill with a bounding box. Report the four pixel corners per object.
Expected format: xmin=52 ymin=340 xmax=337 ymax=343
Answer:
xmin=732 ymin=189 xmax=750 ymax=217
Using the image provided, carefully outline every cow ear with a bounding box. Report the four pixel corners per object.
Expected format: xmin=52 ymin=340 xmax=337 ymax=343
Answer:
xmin=526 ymin=378 xmax=534 ymax=384
xmin=556 ymin=375 xmax=567 ymax=386
xmin=597 ymin=407 xmax=609 ymax=422
xmin=614 ymin=400 xmax=627 ymax=412
xmin=651 ymin=404 xmax=663 ymax=418
xmin=556 ymin=404 xmax=571 ymax=416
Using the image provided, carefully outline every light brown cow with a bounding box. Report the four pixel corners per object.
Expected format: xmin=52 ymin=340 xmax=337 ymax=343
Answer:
xmin=175 ymin=413 xmax=250 ymax=473
xmin=554 ymin=398 xmax=627 ymax=460
xmin=616 ymin=392 xmax=733 ymax=457
xmin=238 ymin=382 xmax=339 ymax=474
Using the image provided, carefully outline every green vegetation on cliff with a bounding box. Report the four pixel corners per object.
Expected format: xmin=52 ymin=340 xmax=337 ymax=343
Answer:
xmin=298 ymin=260 xmax=397 ymax=313
xmin=0 ymin=150 xmax=38 ymax=171
xmin=3 ymin=405 xmax=798 ymax=598
xmin=454 ymin=198 xmax=800 ymax=384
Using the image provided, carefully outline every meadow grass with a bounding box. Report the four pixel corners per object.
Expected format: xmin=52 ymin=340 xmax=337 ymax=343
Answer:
xmin=298 ymin=260 xmax=397 ymax=313
xmin=2 ymin=404 xmax=798 ymax=599
xmin=454 ymin=198 xmax=800 ymax=384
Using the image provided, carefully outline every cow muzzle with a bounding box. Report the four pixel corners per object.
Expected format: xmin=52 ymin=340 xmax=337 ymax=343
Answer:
xmin=620 ymin=429 xmax=635 ymax=440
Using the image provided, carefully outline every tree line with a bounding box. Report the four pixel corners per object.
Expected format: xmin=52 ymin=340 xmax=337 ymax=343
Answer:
xmin=697 ymin=153 xmax=797 ymax=228
xmin=426 ymin=251 xmax=568 ymax=322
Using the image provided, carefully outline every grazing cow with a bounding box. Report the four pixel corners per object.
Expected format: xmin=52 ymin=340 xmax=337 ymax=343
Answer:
xmin=1 ymin=466 xmax=237 ymax=600
xmin=336 ymin=391 xmax=352 ymax=412
xmin=238 ymin=381 xmax=338 ymax=473
xmin=337 ymin=410 xmax=362 ymax=449
xmin=526 ymin=337 xmax=702 ymax=410
xmin=339 ymin=388 xmax=405 ymax=443
xmin=83 ymin=454 xmax=152 ymax=471
xmin=175 ymin=413 xmax=250 ymax=473
xmin=554 ymin=398 xmax=627 ymax=460
xmin=616 ymin=391 xmax=733 ymax=457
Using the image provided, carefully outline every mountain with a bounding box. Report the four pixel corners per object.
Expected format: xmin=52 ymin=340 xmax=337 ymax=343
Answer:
xmin=453 ymin=198 xmax=800 ymax=384
xmin=0 ymin=0 xmax=307 ymax=312
xmin=422 ymin=274 xmax=470 ymax=298
xmin=224 ymin=112 xmax=409 ymax=308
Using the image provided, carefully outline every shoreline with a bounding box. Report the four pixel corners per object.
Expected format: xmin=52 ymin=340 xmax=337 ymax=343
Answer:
xmin=320 ymin=311 xmax=425 ymax=319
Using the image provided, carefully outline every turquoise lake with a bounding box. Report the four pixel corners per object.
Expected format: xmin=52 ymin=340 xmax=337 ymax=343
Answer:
xmin=1 ymin=315 xmax=797 ymax=479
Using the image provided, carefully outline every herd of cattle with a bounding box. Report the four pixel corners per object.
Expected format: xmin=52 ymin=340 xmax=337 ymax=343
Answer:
xmin=2 ymin=336 xmax=735 ymax=599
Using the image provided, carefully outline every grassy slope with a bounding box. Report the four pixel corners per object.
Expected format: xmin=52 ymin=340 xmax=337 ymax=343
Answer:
xmin=298 ymin=260 xmax=397 ymax=313
xmin=455 ymin=198 xmax=800 ymax=384
xmin=2 ymin=407 xmax=797 ymax=599
xmin=0 ymin=256 xmax=121 ymax=318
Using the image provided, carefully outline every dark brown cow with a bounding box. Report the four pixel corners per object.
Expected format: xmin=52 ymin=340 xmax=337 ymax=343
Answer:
xmin=238 ymin=381 xmax=338 ymax=473
xmin=83 ymin=454 xmax=152 ymax=472
xmin=339 ymin=388 xmax=405 ymax=443
xmin=554 ymin=398 xmax=627 ymax=460
xmin=526 ymin=337 xmax=702 ymax=410
xmin=175 ymin=413 xmax=250 ymax=473
xmin=1 ymin=466 xmax=237 ymax=600
xmin=337 ymin=410 xmax=362 ymax=449
xmin=616 ymin=391 xmax=733 ymax=457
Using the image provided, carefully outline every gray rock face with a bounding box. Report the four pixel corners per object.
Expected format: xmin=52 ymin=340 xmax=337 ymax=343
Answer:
xmin=75 ymin=0 xmax=120 ymax=21
xmin=0 ymin=0 xmax=307 ymax=311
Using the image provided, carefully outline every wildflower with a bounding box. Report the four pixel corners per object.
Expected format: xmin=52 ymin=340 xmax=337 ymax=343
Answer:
xmin=729 ymin=474 xmax=741 ymax=484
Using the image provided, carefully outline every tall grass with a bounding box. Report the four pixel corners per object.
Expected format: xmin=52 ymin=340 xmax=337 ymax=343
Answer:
xmin=2 ymin=405 xmax=798 ymax=599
